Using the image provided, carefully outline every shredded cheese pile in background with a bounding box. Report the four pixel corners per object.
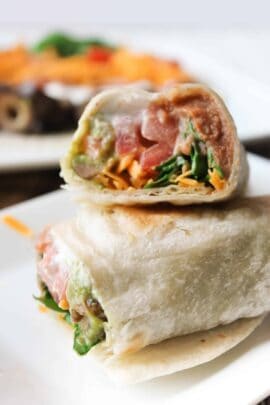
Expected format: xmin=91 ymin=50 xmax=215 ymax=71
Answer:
xmin=0 ymin=46 xmax=192 ymax=86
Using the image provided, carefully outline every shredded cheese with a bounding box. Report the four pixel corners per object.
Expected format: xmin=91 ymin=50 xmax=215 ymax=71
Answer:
xmin=0 ymin=46 xmax=192 ymax=87
xmin=95 ymin=174 xmax=111 ymax=188
xmin=127 ymin=160 xmax=149 ymax=188
xmin=117 ymin=154 xmax=134 ymax=174
xmin=1 ymin=214 xmax=33 ymax=237
xmin=209 ymin=169 xmax=226 ymax=190
xmin=115 ymin=157 xmax=148 ymax=189
xmin=172 ymin=170 xmax=196 ymax=184
xmin=178 ymin=177 xmax=202 ymax=187
xmin=59 ymin=299 xmax=69 ymax=310
xmin=102 ymin=169 xmax=129 ymax=190
xmin=128 ymin=160 xmax=141 ymax=180
xmin=176 ymin=170 xmax=192 ymax=181
xmin=38 ymin=304 xmax=47 ymax=313
xmin=112 ymin=180 xmax=126 ymax=190
xmin=100 ymin=154 xmax=227 ymax=191
xmin=133 ymin=178 xmax=147 ymax=188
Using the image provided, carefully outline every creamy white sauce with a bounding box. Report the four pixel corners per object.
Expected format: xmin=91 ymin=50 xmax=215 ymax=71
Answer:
xmin=43 ymin=82 xmax=95 ymax=105
xmin=43 ymin=81 xmax=153 ymax=107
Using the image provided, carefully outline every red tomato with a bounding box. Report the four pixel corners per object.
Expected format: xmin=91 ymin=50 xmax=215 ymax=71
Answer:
xmin=87 ymin=47 xmax=112 ymax=63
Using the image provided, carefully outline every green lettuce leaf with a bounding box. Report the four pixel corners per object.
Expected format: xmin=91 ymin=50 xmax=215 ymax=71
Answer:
xmin=33 ymin=32 xmax=115 ymax=57
xmin=34 ymin=288 xmax=68 ymax=313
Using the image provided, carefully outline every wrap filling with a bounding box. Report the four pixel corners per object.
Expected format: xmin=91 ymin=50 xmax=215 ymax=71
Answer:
xmin=35 ymin=228 xmax=106 ymax=355
xmin=71 ymin=92 xmax=232 ymax=192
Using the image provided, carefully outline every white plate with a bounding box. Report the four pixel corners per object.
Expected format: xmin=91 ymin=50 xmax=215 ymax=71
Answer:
xmin=0 ymin=132 xmax=71 ymax=172
xmin=1 ymin=31 xmax=270 ymax=172
xmin=0 ymin=153 xmax=270 ymax=405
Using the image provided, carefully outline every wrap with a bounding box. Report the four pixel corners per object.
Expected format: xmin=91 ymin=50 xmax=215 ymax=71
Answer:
xmin=61 ymin=83 xmax=248 ymax=206
xmin=36 ymin=196 xmax=270 ymax=382
xmin=92 ymin=316 xmax=263 ymax=384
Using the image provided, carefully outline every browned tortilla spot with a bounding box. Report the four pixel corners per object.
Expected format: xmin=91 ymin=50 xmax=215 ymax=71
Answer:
xmin=104 ymin=196 xmax=270 ymax=232
xmin=105 ymin=204 xmax=202 ymax=231
xmin=123 ymin=333 xmax=146 ymax=354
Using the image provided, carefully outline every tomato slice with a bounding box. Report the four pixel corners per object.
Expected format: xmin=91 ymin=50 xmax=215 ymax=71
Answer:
xmin=87 ymin=47 xmax=112 ymax=63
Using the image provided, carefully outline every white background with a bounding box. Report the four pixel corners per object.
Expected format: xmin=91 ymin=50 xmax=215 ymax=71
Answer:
xmin=0 ymin=0 xmax=270 ymax=27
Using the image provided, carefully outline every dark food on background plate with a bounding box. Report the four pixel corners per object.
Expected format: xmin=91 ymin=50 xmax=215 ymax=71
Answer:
xmin=0 ymin=32 xmax=192 ymax=134
xmin=35 ymin=197 xmax=270 ymax=382
xmin=61 ymin=84 xmax=248 ymax=206
xmin=0 ymin=83 xmax=76 ymax=132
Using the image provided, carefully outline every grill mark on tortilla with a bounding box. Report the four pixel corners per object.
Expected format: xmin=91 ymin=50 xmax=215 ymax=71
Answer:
xmin=103 ymin=196 xmax=270 ymax=231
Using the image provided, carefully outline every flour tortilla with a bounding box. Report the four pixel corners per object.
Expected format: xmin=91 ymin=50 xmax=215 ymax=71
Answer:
xmin=41 ymin=196 xmax=270 ymax=382
xmin=61 ymin=83 xmax=248 ymax=206
xmin=74 ymin=196 xmax=270 ymax=356
xmin=91 ymin=316 xmax=263 ymax=384
xmin=47 ymin=196 xmax=270 ymax=358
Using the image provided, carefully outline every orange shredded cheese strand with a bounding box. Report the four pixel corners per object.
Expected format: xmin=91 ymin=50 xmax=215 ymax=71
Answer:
xmin=38 ymin=304 xmax=48 ymax=313
xmin=1 ymin=214 xmax=33 ymax=237
xmin=209 ymin=169 xmax=226 ymax=191
xmin=128 ymin=160 xmax=142 ymax=180
xmin=57 ymin=314 xmax=64 ymax=321
xmin=178 ymin=177 xmax=201 ymax=187
xmin=112 ymin=180 xmax=124 ymax=190
xmin=59 ymin=299 xmax=69 ymax=310
xmin=127 ymin=160 xmax=149 ymax=188
xmin=132 ymin=177 xmax=147 ymax=189
xmin=176 ymin=170 xmax=192 ymax=181
xmin=117 ymin=154 xmax=134 ymax=173
xmin=95 ymin=174 xmax=111 ymax=188
xmin=102 ymin=170 xmax=129 ymax=190
xmin=0 ymin=46 xmax=192 ymax=87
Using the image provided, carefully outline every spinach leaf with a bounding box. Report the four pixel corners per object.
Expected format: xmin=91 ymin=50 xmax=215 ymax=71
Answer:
xmin=145 ymin=155 xmax=187 ymax=188
xmin=34 ymin=286 xmax=104 ymax=356
xmin=207 ymin=149 xmax=224 ymax=178
xmin=34 ymin=288 xmax=68 ymax=313
xmin=191 ymin=142 xmax=208 ymax=180
xmin=156 ymin=156 xmax=186 ymax=174
xmin=156 ymin=156 xmax=177 ymax=172
xmin=64 ymin=312 xmax=72 ymax=325
xmin=33 ymin=32 xmax=115 ymax=57
xmin=144 ymin=173 xmax=172 ymax=188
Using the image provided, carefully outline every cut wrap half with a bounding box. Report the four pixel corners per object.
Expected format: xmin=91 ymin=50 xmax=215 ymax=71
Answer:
xmin=35 ymin=196 xmax=270 ymax=382
xmin=61 ymin=83 xmax=248 ymax=206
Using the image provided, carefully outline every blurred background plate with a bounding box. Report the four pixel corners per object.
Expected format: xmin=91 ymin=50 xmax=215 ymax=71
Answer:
xmin=1 ymin=29 xmax=270 ymax=171
xmin=122 ymin=32 xmax=270 ymax=141
xmin=0 ymin=132 xmax=70 ymax=171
